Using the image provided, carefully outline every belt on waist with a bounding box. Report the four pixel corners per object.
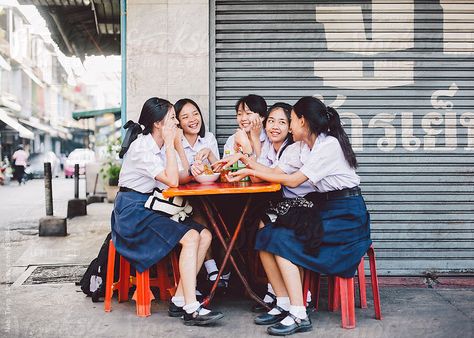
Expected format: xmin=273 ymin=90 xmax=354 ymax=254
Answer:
xmin=119 ymin=187 xmax=151 ymax=195
xmin=306 ymin=186 xmax=361 ymax=201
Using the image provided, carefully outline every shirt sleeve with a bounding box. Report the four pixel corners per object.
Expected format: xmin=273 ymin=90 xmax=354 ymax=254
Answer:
xmin=223 ymin=134 xmax=235 ymax=155
xmin=277 ymin=143 xmax=303 ymax=174
xmin=130 ymin=147 xmax=165 ymax=179
xmin=300 ymin=140 xmax=340 ymax=185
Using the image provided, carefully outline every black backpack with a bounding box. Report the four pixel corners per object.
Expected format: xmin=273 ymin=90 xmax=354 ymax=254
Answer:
xmin=77 ymin=233 xmax=119 ymax=302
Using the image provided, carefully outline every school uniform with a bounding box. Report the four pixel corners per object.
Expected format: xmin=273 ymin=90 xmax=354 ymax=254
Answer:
xmin=223 ymin=129 xmax=268 ymax=156
xmin=111 ymin=133 xmax=204 ymax=273
xmin=255 ymin=134 xmax=372 ymax=278
xmin=182 ymin=132 xmax=220 ymax=165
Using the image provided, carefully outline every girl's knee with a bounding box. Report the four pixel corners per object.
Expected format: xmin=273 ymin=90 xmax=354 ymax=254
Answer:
xmin=200 ymin=229 xmax=212 ymax=245
xmin=258 ymin=220 xmax=265 ymax=229
xmin=180 ymin=229 xmax=200 ymax=246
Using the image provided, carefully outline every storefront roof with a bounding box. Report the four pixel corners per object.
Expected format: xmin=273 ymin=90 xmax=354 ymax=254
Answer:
xmin=18 ymin=0 xmax=120 ymax=58
xmin=0 ymin=109 xmax=35 ymax=140
xmin=72 ymin=107 xmax=121 ymax=120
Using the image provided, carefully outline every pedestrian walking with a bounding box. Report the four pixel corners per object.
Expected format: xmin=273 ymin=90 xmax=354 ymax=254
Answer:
xmin=12 ymin=145 xmax=29 ymax=185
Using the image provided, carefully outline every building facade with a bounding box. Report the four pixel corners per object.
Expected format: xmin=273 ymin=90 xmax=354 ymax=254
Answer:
xmin=126 ymin=0 xmax=474 ymax=277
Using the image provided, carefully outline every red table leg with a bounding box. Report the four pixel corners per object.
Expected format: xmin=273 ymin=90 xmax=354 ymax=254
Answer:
xmin=199 ymin=196 xmax=270 ymax=310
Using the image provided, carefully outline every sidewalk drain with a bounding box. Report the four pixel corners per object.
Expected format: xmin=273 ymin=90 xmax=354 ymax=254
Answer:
xmin=22 ymin=265 xmax=87 ymax=285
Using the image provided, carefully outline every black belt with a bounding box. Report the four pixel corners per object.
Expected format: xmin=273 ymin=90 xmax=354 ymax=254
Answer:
xmin=316 ymin=186 xmax=362 ymax=201
xmin=119 ymin=187 xmax=151 ymax=195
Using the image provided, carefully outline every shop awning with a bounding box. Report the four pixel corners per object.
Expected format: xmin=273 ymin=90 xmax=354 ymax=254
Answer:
xmin=19 ymin=119 xmax=59 ymax=137
xmin=72 ymin=107 xmax=121 ymax=120
xmin=0 ymin=109 xmax=35 ymax=140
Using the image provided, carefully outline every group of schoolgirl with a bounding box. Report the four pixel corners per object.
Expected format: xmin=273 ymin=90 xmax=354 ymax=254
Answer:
xmin=112 ymin=94 xmax=372 ymax=336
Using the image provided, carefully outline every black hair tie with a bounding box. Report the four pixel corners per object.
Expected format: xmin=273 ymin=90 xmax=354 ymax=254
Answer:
xmin=119 ymin=120 xmax=143 ymax=159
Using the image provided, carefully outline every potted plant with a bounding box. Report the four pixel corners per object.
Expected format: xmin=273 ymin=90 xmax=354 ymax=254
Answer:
xmin=101 ymin=138 xmax=121 ymax=202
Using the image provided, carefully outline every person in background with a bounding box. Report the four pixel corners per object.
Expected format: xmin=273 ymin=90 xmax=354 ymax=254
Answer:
xmin=12 ymin=145 xmax=29 ymax=185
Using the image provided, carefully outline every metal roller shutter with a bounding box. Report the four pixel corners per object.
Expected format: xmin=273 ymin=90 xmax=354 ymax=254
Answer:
xmin=211 ymin=0 xmax=474 ymax=276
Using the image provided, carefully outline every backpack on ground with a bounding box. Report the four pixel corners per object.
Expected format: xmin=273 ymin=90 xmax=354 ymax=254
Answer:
xmin=77 ymin=232 xmax=119 ymax=302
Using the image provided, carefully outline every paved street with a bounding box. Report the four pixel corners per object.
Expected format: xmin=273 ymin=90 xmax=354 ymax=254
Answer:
xmin=0 ymin=177 xmax=86 ymax=231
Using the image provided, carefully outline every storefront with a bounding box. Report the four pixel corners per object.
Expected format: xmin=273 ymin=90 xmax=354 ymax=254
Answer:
xmin=123 ymin=0 xmax=474 ymax=277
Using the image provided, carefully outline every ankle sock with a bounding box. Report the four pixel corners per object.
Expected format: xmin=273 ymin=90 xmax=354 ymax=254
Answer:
xmin=171 ymin=296 xmax=185 ymax=307
xmin=221 ymin=272 xmax=231 ymax=280
xmin=263 ymin=283 xmax=276 ymax=303
xmin=204 ymin=260 xmax=219 ymax=281
xmin=183 ymin=301 xmax=210 ymax=315
xmin=307 ymin=290 xmax=312 ymax=303
xmin=280 ymin=305 xmax=307 ymax=326
xmin=268 ymin=296 xmax=290 ymax=315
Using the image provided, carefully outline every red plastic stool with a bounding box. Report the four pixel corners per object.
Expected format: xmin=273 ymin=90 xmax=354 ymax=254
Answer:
xmin=303 ymin=245 xmax=382 ymax=329
xmin=104 ymin=240 xmax=180 ymax=317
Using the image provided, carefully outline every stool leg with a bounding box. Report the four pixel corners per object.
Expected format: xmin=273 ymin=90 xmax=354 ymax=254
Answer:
xmin=118 ymin=257 xmax=130 ymax=302
xmin=104 ymin=240 xmax=116 ymax=312
xmin=368 ymin=247 xmax=382 ymax=320
xmin=338 ymin=277 xmax=356 ymax=329
xmin=302 ymin=270 xmax=311 ymax=307
xmin=311 ymin=273 xmax=320 ymax=311
xmin=328 ymin=276 xmax=340 ymax=312
xmin=357 ymin=257 xmax=368 ymax=309
xmin=156 ymin=259 xmax=171 ymax=301
xmin=133 ymin=270 xmax=154 ymax=317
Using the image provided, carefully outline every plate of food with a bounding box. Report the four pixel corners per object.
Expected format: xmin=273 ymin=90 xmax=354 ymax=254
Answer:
xmin=195 ymin=164 xmax=220 ymax=184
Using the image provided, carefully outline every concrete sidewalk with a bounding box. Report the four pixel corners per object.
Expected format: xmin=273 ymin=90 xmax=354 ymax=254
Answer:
xmin=1 ymin=203 xmax=473 ymax=338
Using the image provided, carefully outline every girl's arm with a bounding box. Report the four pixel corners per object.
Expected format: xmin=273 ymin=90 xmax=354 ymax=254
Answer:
xmin=227 ymin=167 xmax=308 ymax=188
xmin=155 ymin=115 xmax=179 ymax=188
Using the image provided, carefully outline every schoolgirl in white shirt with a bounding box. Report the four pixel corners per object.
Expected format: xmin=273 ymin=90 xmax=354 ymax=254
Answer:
xmin=174 ymin=98 xmax=227 ymax=289
xmin=226 ymin=96 xmax=371 ymax=336
xmin=223 ymin=94 xmax=268 ymax=158
xmin=113 ymin=97 xmax=223 ymax=326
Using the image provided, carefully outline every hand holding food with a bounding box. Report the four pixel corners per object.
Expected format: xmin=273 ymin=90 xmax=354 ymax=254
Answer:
xmin=226 ymin=168 xmax=252 ymax=182
xmin=211 ymin=153 xmax=240 ymax=171
xmin=195 ymin=148 xmax=211 ymax=162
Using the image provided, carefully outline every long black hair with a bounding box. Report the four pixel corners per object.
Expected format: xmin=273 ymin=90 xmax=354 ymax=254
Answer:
xmin=119 ymin=97 xmax=172 ymax=158
xmin=235 ymin=94 xmax=268 ymax=119
xmin=174 ymin=98 xmax=206 ymax=138
xmin=293 ymin=96 xmax=358 ymax=168
xmin=266 ymin=102 xmax=294 ymax=159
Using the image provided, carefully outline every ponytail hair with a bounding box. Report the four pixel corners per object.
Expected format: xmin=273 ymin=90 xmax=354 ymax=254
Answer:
xmin=293 ymin=96 xmax=358 ymax=169
xmin=119 ymin=97 xmax=172 ymax=158
xmin=326 ymin=106 xmax=358 ymax=168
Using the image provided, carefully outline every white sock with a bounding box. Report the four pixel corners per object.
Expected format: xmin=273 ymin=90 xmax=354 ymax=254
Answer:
xmin=171 ymin=296 xmax=185 ymax=307
xmin=204 ymin=260 xmax=218 ymax=280
xmin=221 ymin=272 xmax=231 ymax=280
xmin=280 ymin=305 xmax=307 ymax=326
xmin=263 ymin=283 xmax=276 ymax=303
xmin=183 ymin=301 xmax=211 ymax=315
xmin=268 ymin=296 xmax=290 ymax=315
xmin=307 ymin=290 xmax=312 ymax=303
xmin=195 ymin=289 xmax=202 ymax=296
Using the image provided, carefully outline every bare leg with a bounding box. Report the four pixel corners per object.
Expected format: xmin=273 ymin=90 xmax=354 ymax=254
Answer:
xmin=192 ymin=208 xmax=213 ymax=260
xmin=275 ymin=255 xmax=304 ymax=306
xmin=175 ymin=229 xmax=212 ymax=298
xmin=174 ymin=230 xmax=200 ymax=304
xmin=257 ymin=221 xmax=288 ymax=297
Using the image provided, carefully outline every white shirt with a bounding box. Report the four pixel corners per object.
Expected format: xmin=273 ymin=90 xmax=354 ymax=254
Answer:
xmin=119 ymin=133 xmax=183 ymax=193
xmin=277 ymin=142 xmax=315 ymax=198
xmin=257 ymin=138 xmax=289 ymax=168
xmin=12 ymin=149 xmax=28 ymax=166
xmin=182 ymin=132 xmax=220 ymax=165
xmin=300 ymin=133 xmax=360 ymax=193
xmin=223 ymin=129 xmax=268 ymax=156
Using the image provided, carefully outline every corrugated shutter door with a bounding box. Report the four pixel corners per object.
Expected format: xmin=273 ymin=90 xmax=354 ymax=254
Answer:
xmin=213 ymin=0 xmax=474 ymax=276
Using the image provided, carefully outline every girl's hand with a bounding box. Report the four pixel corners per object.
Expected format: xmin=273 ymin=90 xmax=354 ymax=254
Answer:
xmin=211 ymin=152 xmax=241 ymax=171
xmin=226 ymin=168 xmax=252 ymax=182
xmin=190 ymin=160 xmax=205 ymax=177
xmin=163 ymin=113 xmax=177 ymax=146
xmin=195 ymin=148 xmax=211 ymax=162
xmin=174 ymin=127 xmax=184 ymax=148
xmin=234 ymin=128 xmax=252 ymax=152
xmin=249 ymin=114 xmax=263 ymax=140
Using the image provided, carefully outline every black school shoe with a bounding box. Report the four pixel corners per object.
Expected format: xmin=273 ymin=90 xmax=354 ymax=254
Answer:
xmin=168 ymin=302 xmax=185 ymax=317
xmin=254 ymin=306 xmax=289 ymax=325
xmin=207 ymin=271 xmax=228 ymax=289
xmin=252 ymin=292 xmax=277 ymax=312
xmin=183 ymin=307 xmax=224 ymax=326
xmin=267 ymin=314 xmax=312 ymax=336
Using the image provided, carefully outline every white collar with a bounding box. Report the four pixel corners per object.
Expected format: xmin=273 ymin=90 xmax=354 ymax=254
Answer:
xmin=181 ymin=134 xmax=203 ymax=150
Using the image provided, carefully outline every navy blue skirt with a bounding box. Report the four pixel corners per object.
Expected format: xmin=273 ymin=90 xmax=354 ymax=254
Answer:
xmin=111 ymin=191 xmax=205 ymax=273
xmin=255 ymin=194 xmax=372 ymax=278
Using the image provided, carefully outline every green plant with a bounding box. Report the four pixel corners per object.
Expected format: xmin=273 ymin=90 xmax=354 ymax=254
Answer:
xmin=100 ymin=138 xmax=121 ymax=186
